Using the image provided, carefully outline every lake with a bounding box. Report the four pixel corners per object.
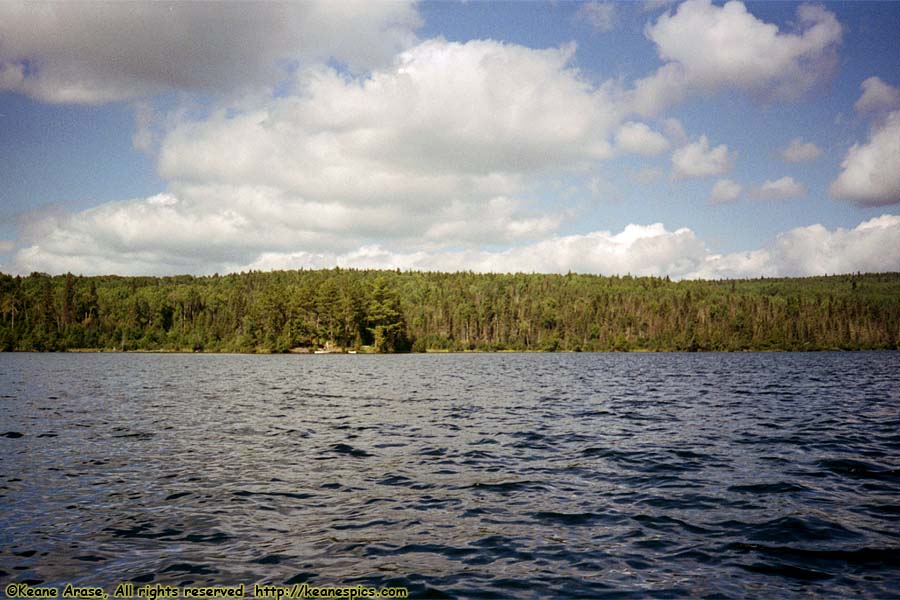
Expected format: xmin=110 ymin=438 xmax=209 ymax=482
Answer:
xmin=1 ymin=352 xmax=899 ymax=598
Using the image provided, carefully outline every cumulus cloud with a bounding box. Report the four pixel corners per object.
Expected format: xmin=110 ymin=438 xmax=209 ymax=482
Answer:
xmin=830 ymin=111 xmax=900 ymax=207
xmin=0 ymin=1 xmax=421 ymax=104
xmin=615 ymin=121 xmax=671 ymax=156
xmin=709 ymin=179 xmax=742 ymax=204
xmin=758 ymin=215 xmax=900 ymax=278
xmin=160 ymin=40 xmax=619 ymax=183
xmin=662 ymin=117 xmax=689 ymax=145
xmin=687 ymin=215 xmax=900 ymax=279
xmin=1 ymin=36 xmax=646 ymax=277
xmin=577 ymin=2 xmax=618 ymax=32
xmin=7 ymin=199 xmax=898 ymax=280
xmin=753 ymin=176 xmax=805 ymax=200
xmin=345 ymin=224 xmax=710 ymax=277
xmin=6 ymin=186 xmax=573 ymax=276
xmin=780 ymin=138 xmax=822 ymax=163
xmin=131 ymin=102 xmax=159 ymax=153
xmin=671 ymin=135 xmax=735 ymax=179
xmin=855 ymin=76 xmax=900 ymax=115
xmin=633 ymin=167 xmax=665 ymax=185
xmin=6 ymin=188 xmax=406 ymax=277
xmin=633 ymin=0 xmax=842 ymax=115
xmin=158 ymin=39 xmax=621 ymax=194
xmin=3 ymin=2 xmax=890 ymax=283
xmin=9 ymin=191 xmax=336 ymax=276
xmin=423 ymin=197 xmax=566 ymax=245
xmin=0 ymin=219 xmax=719 ymax=277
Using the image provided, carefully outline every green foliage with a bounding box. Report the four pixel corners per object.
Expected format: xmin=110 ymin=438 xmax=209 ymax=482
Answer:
xmin=0 ymin=269 xmax=898 ymax=352
xmin=366 ymin=276 xmax=409 ymax=352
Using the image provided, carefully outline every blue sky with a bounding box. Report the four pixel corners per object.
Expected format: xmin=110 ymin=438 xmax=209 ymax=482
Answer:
xmin=1 ymin=0 xmax=899 ymax=278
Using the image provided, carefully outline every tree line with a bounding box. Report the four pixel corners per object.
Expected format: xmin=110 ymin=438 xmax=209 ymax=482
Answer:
xmin=0 ymin=269 xmax=898 ymax=353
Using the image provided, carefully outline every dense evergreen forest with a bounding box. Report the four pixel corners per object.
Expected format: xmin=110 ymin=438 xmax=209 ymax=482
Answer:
xmin=0 ymin=269 xmax=898 ymax=353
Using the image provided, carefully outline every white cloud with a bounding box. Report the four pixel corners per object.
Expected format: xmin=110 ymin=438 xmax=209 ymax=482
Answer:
xmin=780 ymin=138 xmax=822 ymax=163
xmin=1 ymin=37 xmax=648 ymax=277
xmin=144 ymin=37 xmax=623 ymax=257
xmin=830 ymin=111 xmax=900 ymax=207
xmin=423 ymin=197 xmax=566 ymax=245
xmin=225 ymin=217 xmax=900 ymax=279
xmin=6 ymin=185 xmax=576 ymax=277
xmin=587 ymin=176 xmax=617 ymax=199
xmin=131 ymin=102 xmax=159 ymax=153
xmin=222 ymin=223 xmax=715 ymax=278
xmin=709 ymin=179 xmax=742 ymax=204
xmin=0 ymin=240 xmax=13 ymax=254
xmin=855 ymin=76 xmax=900 ymax=115
xmin=0 ymin=1 xmax=421 ymax=104
xmin=671 ymin=135 xmax=735 ymax=179
xmin=577 ymin=2 xmax=618 ymax=32
xmin=633 ymin=0 xmax=842 ymax=115
xmin=8 ymin=200 xmax=897 ymax=281
xmin=686 ymin=215 xmax=900 ymax=279
xmin=7 ymin=187 xmax=413 ymax=276
xmin=633 ymin=166 xmax=665 ymax=185
xmin=754 ymin=176 xmax=805 ymax=200
xmin=761 ymin=215 xmax=900 ymax=278
xmin=2 ymin=4 xmax=891 ymax=283
xmin=662 ymin=117 xmax=688 ymax=145
xmin=615 ymin=121 xmax=671 ymax=156
xmin=158 ymin=39 xmax=621 ymax=196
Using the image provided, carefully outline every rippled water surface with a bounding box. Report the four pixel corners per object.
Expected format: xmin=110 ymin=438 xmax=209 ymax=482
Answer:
xmin=2 ymin=352 xmax=899 ymax=598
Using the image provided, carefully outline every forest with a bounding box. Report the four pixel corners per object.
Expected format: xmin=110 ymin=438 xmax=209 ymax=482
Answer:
xmin=0 ymin=269 xmax=898 ymax=353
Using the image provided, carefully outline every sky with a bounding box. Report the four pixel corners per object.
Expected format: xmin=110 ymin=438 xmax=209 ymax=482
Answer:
xmin=1 ymin=0 xmax=899 ymax=279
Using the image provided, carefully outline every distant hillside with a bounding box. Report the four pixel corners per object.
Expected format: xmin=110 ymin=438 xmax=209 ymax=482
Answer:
xmin=1 ymin=270 xmax=898 ymax=352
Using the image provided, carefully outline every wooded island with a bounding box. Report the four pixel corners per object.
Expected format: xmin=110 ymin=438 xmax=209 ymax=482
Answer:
xmin=1 ymin=270 xmax=898 ymax=353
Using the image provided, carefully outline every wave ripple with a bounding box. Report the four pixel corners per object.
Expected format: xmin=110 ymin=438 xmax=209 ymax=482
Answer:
xmin=1 ymin=352 xmax=899 ymax=598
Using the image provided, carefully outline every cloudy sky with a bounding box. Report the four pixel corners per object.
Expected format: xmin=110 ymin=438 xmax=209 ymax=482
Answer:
xmin=1 ymin=0 xmax=899 ymax=279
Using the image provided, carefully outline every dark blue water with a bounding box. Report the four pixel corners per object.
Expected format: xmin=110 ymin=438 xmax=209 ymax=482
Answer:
xmin=1 ymin=352 xmax=899 ymax=598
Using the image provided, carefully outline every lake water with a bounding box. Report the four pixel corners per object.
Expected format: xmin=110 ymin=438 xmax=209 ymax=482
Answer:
xmin=1 ymin=352 xmax=899 ymax=598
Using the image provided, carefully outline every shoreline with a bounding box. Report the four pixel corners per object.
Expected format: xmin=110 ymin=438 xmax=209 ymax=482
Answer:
xmin=0 ymin=347 xmax=886 ymax=355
